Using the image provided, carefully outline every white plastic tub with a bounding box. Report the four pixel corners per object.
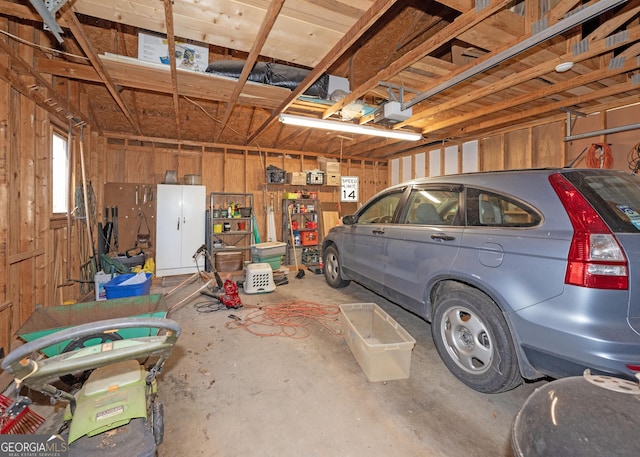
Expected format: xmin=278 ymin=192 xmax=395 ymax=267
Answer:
xmin=339 ymin=303 xmax=416 ymax=382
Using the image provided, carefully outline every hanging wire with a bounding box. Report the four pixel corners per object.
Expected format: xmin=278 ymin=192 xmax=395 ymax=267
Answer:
xmin=627 ymin=142 xmax=640 ymax=173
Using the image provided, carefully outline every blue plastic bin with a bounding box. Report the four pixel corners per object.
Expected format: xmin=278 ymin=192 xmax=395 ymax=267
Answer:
xmin=104 ymin=273 xmax=152 ymax=299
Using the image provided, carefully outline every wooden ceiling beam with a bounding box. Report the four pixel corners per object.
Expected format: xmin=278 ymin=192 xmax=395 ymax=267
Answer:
xmin=246 ymin=0 xmax=399 ymax=145
xmin=62 ymin=6 xmax=141 ymax=134
xmin=461 ymin=79 xmax=640 ymax=136
xmin=162 ymin=0 xmax=181 ymax=141
xmin=0 ymin=38 xmax=89 ymax=124
xmin=215 ymin=0 xmax=285 ymax=142
xmin=417 ymin=24 xmax=640 ymax=134
xmin=322 ymin=0 xmax=514 ymax=120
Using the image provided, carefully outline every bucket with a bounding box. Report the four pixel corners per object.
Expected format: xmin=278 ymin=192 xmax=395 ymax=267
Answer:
xmin=237 ymin=221 xmax=246 ymax=231
xmin=213 ymin=223 xmax=223 ymax=233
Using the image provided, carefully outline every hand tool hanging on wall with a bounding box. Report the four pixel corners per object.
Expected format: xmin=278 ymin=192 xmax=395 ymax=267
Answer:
xmin=136 ymin=212 xmax=152 ymax=249
xmin=113 ymin=206 xmax=119 ymax=253
xmin=102 ymin=207 xmax=113 ymax=253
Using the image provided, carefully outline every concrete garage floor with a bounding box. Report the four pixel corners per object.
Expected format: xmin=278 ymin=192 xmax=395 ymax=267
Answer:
xmin=156 ymin=270 xmax=547 ymax=457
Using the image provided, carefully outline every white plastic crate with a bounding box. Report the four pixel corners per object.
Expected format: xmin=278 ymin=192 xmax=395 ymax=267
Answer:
xmin=244 ymin=263 xmax=276 ymax=294
xmin=340 ymin=303 xmax=416 ymax=382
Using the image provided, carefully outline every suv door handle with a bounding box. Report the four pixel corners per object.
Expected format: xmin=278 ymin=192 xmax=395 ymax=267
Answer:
xmin=372 ymin=229 xmax=385 ymax=235
xmin=431 ymin=232 xmax=455 ymax=241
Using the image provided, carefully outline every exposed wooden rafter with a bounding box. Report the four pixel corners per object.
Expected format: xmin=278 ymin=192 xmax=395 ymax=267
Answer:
xmin=62 ymin=6 xmax=141 ymax=134
xmin=162 ymin=0 xmax=181 ymax=141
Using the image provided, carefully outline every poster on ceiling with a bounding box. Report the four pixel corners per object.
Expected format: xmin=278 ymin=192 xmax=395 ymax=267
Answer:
xmin=138 ymin=31 xmax=209 ymax=73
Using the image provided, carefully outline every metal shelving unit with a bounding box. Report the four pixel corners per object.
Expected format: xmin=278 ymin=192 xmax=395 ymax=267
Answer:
xmin=206 ymin=192 xmax=254 ymax=270
xmin=282 ymin=197 xmax=322 ymax=266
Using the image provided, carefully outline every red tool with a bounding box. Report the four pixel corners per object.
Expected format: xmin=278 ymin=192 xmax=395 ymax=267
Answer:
xmin=219 ymin=279 xmax=242 ymax=309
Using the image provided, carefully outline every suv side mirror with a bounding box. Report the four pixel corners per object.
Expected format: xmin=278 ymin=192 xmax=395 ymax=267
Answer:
xmin=342 ymin=215 xmax=355 ymax=225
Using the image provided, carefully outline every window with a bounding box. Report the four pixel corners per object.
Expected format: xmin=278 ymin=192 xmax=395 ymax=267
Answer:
xmin=52 ymin=131 xmax=68 ymax=213
xmin=466 ymin=188 xmax=541 ymax=227
xmin=356 ymin=190 xmax=404 ymax=224
xmin=402 ymin=187 xmax=461 ymax=225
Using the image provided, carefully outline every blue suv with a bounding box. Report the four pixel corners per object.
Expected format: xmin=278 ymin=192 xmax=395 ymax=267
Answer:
xmin=322 ymin=169 xmax=640 ymax=393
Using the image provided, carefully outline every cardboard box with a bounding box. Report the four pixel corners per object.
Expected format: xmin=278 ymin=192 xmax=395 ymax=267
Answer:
xmin=319 ymin=160 xmax=340 ymax=174
xmin=325 ymin=174 xmax=341 ymax=186
xmin=286 ymin=172 xmax=307 ymax=185
xmin=340 ymin=303 xmax=416 ymax=382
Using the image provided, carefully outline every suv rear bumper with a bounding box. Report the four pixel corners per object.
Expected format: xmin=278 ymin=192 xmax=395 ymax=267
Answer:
xmin=509 ymin=291 xmax=640 ymax=381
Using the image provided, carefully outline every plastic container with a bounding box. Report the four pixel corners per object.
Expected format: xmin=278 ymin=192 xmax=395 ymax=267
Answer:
xmin=301 ymin=231 xmax=318 ymax=246
xmin=252 ymin=241 xmax=286 ymax=258
xmin=253 ymin=255 xmax=282 ymax=270
xmin=339 ymin=303 xmax=416 ymax=382
xmin=95 ymin=270 xmax=119 ymax=301
xmin=183 ymin=174 xmax=202 ymax=185
xmin=104 ymin=273 xmax=152 ymax=299
xmin=244 ymin=263 xmax=276 ymax=294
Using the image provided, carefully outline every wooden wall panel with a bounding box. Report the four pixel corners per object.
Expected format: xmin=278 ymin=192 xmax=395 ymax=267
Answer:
xmin=607 ymin=105 xmax=640 ymax=172
xmin=152 ymin=146 xmax=179 ymax=184
xmin=125 ymin=146 xmax=154 ymax=183
xmin=0 ymin=77 xmax=9 ymax=356
xmin=533 ymin=123 xmax=563 ymax=168
xmin=504 ymin=130 xmax=530 ymax=170
xmin=567 ymin=114 xmax=603 ymax=168
xmin=480 ymin=136 xmax=504 ymax=171
xmin=176 ymin=146 xmax=201 ymax=182
xmin=201 ymin=148 xmax=224 ymax=193
xmin=223 ymin=150 xmax=248 ymax=193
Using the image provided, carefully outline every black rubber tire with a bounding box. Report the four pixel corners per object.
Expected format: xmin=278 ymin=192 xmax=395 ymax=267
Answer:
xmin=152 ymin=401 xmax=164 ymax=446
xmin=431 ymin=283 xmax=522 ymax=393
xmin=60 ymin=332 xmax=123 ymax=387
xmin=323 ymin=245 xmax=350 ymax=288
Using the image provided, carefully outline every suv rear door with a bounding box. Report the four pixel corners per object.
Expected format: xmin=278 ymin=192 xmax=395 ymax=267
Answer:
xmin=454 ymin=187 xmax=567 ymax=313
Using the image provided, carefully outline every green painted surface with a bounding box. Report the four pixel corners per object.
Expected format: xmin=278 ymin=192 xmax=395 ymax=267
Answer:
xmin=17 ymin=294 xmax=168 ymax=357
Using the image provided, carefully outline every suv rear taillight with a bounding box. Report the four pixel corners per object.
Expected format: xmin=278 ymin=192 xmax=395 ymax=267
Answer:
xmin=549 ymin=173 xmax=628 ymax=290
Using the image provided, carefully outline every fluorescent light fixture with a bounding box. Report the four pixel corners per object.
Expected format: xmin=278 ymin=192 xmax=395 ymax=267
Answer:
xmin=279 ymin=114 xmax=422 ymax=141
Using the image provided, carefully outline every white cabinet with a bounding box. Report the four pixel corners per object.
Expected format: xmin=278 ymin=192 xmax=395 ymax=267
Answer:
xmin=155 ymin=184 xmax=206 ymax=277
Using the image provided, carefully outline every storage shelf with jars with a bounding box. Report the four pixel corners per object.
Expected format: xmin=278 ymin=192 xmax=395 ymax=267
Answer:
xmin=206 ymin=192 xmax=254 ymax=271
xmin=282 ymin=197 xmax=322 ymax=266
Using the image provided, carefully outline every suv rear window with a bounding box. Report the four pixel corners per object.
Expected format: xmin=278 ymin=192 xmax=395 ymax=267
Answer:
xmin=562 ymin=171 xmax=640 ymax=233
xmin=466 ymin=188 xmax=541 ymax=227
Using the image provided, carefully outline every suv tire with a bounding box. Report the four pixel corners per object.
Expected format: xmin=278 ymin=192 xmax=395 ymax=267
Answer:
xmin=432 ymin=283 xmax=521 ymax=393
xmin=323 ymin=245 xmax=350 ymax=288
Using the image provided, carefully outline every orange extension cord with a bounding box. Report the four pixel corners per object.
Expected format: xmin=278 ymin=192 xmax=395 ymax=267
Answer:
xmin=585 ymin=143 xmax=613 ymax=169
xmin=627 ymin=141 xmax=640 ymax=173
xmin=225 ymin=300 xmax=342 ymax=338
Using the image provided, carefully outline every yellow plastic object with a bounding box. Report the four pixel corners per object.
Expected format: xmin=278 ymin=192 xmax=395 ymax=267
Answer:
xmin=131 ymin=257 xmax=156 ymax=277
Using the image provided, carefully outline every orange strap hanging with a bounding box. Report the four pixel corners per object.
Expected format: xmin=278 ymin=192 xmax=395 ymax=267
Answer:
xmin=585 ymin=143 xmax=613 ymax=169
